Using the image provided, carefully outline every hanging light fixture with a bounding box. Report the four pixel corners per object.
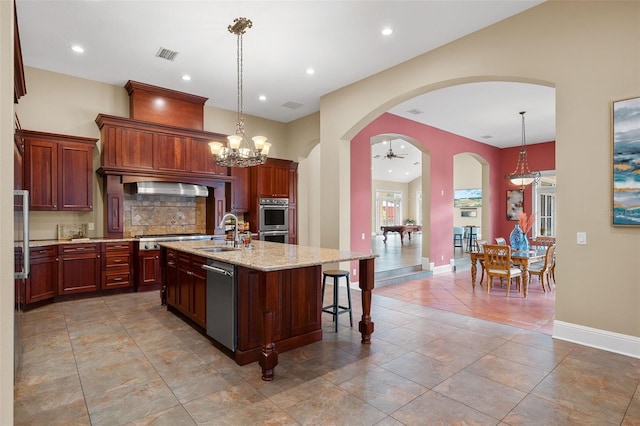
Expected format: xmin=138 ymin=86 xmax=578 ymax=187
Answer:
xmin=209 ymin=17 xmax=271 ymax=168
xmin=509 ymin=111 xmax=540 ymax=189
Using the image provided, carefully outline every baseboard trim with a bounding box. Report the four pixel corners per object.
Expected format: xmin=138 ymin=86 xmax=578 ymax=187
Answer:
xmin=433 ymin=263 xmax=453 ymax=275
xmin=553 ymin=320 xmax=640 ymax=359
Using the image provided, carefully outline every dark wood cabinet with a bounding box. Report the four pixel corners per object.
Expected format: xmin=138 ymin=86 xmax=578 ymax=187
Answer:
xmin=27 ymin=246 xmax=58 ymax=304
xmin=189 ymin=138 xmax=228 ymax=176
xmin=20 ymin=130 xmax=97 ymax=211
xmin=165 ymin=249 xmax=178 ymax=307
xmin=288 ymin=163 xmax=298 ymax=244
xmin=230 ymin=166 xmax=250 ymax=212
xmin=170 ymin=251 xmax=207 ymax=328
xmin=102 ymin=241 xmax=133 ymax=290
xmin=136 ymin=250 xmax=163 ymax=291
xmin=155 ymin=133 xmax=188 ymax=172
xmin=235 ymin=265 xmax=321 ymax=363
xmin=252 ymin=158 xmax=291 ymax=199
xmin=58 ymin=244 xmax=101 ymax=295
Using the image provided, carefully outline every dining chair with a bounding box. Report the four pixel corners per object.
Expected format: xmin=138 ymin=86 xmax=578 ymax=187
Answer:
xmin=474 ymin=239 xmax=488 ymax=285
xmin=483 ymin=244 xmax=522 ymax=296
xmin=495 ymin=237 xmax=507 ymax=245
xmin=528 ymin=244 xmax=556 ymax=291
xmin=532 ymin=236 xmax=555 ymax=249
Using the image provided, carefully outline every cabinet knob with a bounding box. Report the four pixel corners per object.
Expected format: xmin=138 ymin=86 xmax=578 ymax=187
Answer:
xmin=97 ymin=255 xmax=100 ymax=258
xmin=155 ymin=256 xmax=159 ymax=259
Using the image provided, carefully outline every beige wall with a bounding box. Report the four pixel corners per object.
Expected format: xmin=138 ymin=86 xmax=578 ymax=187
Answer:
xmin=1 ymin=2 xmax=15 ymax=422
xmin=315 ymin=1 xmax=640 ymax=340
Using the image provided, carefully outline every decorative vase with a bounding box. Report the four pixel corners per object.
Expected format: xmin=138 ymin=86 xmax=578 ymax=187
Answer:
xmin=509 ymin=224 xmax=529 ymax=251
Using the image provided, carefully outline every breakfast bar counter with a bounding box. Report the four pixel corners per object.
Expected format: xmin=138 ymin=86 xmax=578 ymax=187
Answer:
xmin=159 ymin=240 xmax=376 ymax=381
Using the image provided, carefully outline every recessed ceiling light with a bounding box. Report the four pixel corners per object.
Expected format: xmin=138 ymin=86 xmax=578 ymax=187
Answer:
xmin=388 ymin=169 xmax=393 ymax=173
xmin=258 ymin=95 xmax=267 ymax=101
xmin=71 ymin=45 xmax=84 ymax=53
xmin=306 ymin=68 xmax=315 ymax=75
xmin=181 ymin=75 xmax=191 ymax=81
xmin=381 ymin=27 xmax=393 ymax=36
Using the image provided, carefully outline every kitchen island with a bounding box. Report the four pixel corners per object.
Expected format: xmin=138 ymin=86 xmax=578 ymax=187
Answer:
xmin=159 ymin=239 xmax=376 ymax=381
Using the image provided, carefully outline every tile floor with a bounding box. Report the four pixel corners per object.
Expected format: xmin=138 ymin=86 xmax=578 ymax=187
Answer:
xmin=14 ymin=285 xmax=640 ymax=425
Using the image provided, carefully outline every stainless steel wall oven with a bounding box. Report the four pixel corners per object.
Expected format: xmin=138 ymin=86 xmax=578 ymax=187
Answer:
xmin=258 ymin=198 xmax=289 ymax=232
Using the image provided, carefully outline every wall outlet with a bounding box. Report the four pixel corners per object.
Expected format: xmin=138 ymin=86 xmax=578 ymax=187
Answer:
xmin=88 ymin=222 xmax=95 ymax=231
xmin=441 ymin=255 xmax=444 ymax=261
xmin=352 ymin=268 xmax=357 ymax=276
xmin=361 ymin=233 xmax=365 ymax=240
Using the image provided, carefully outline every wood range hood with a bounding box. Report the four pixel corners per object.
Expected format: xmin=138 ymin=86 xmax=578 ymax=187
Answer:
xmin=97 ymin=81 xmax=232 ymax=238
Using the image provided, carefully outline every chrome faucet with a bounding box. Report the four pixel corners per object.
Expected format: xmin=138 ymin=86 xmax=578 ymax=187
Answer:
xmin=219 ymin=213 xmax=239 ymax=247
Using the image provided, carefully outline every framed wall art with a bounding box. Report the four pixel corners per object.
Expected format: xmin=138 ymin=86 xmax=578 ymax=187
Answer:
xmin=460 ymin=209 xmax=477 ymax=218
xmin=506 ymin=190 xmax=523 ymax=221
xmin=453 ymin=188 xmax=482 ymax=208
xmin=612 ymin=96 xmax=640 ymax=226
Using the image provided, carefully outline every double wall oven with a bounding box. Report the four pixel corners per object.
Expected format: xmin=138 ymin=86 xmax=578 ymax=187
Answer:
xmin=258 ymin=198 xmax=289 ymax=243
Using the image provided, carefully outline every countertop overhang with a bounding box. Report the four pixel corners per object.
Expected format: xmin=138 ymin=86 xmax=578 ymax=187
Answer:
xmin=159 ymin=240 xmax=376 ymax=272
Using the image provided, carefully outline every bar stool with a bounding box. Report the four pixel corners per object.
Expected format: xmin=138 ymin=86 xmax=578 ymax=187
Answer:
xmin=321 ymin=270 xmax=353 ymax=332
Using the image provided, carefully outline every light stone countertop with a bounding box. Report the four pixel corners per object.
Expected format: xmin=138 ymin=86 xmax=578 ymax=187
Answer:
xmin=27 ymin=238 xmax=134 ymax=247
xmin=159 ymin=239 xmax=377 ymax=272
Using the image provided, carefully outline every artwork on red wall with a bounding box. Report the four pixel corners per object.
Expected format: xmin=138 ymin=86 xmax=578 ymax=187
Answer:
xmin=506 ymin=190 xmax=524 ymax=221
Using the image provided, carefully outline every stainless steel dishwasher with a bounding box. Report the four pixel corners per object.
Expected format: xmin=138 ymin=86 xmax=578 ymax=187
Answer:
xmin=202 ymin=259 xmax=236 ymax=351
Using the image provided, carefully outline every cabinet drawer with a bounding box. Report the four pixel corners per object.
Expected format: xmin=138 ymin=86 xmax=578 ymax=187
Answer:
xmin=104 ymin=241 xmax=132 ymax=252
xmin=103 ymin=270 xmax=132 ymax=289
xmin=60 ymin=243 xmax=98 ymax=254
xmin=30 ymin=246 xmax=57 ymax=258
xmin=105 ymin=254 xmax=130 ymax=268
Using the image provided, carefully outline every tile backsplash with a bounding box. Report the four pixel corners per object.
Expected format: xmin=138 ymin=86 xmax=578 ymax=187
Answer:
xmin=123 ymin=194 xmax=206 ymax=237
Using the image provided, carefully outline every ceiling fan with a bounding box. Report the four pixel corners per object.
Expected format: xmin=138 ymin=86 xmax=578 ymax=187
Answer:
xmin=374 ymin=140 xmax=407 ymax=160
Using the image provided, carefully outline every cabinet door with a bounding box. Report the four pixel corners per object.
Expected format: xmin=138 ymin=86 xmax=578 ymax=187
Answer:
xmin=155 ymin=133 xmax=188 ymax=172
xmin=120 ymin=128 xmax=154 ymax=169
xmin=165 ymin=250 xmax=178 ymax=307
xmin=231 ymin=166 xmax=249 ymax=212
xmin=59 ymin=251 xmax=101 ymax=295
xmin=58 ymin=142 xmax=93 ymax=211
xmin=25 ymin=139 xmax=57 ymax=210
xmin=190 ymin=256 xmax=207 ymax=327
xmin=253 ymin=160 xmax=290 ymax=198
xmin=189 ymin=138 xmax=228 ymax=176
xmin=176 ymin=254 xmax=191 ymax=314
xmin=289 ymin=266 xmax=321 ymax=336
xmin=137 ymin=251 xmax=163 ymax=288
xmin=27 ymin=248 xmax=58 ymax=303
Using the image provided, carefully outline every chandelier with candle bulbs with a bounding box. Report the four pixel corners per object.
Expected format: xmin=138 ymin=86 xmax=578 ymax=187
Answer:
xmin=509 ymin=111 xmax=540 ymax=189
xmin=209 ymin=17 xmax=271 ymax=168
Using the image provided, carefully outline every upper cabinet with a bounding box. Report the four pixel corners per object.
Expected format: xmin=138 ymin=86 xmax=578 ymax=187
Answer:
xmin=96 ymin=114 xmax=229 ymax=181
xmin=19 ymin=130 xmax=97 ymax=211
xmin=14 ymin=1 xmax=27 ymax=103
xmin=251 ymin=158 xmax=292 ymax=199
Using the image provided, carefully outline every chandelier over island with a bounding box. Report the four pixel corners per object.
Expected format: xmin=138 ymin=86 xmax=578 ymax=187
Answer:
xmin=209 ymin=17 xmax=271 ymax=168
xmin=509 ymin=111 xmax=540 ymax=189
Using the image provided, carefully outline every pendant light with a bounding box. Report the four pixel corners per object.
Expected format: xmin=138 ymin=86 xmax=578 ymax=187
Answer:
xmin=209 ymin=17 xmax=271 ymax=168
xmin=509 ymin=111 xmax=540 ymax=189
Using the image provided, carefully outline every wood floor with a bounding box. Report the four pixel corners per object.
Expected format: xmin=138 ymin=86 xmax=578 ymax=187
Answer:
xmin=371 ymin=233 xmax=555 ymax=335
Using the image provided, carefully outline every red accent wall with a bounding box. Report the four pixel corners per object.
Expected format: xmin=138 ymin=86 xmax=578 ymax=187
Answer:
xmin=350 ymin=113 xmax=555 ymax=274
xmin=499 ymin=141 xmax=556 ymax=239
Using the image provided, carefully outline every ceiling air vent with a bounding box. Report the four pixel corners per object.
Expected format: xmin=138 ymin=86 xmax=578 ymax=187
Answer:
xmin=282 ymin=101 xmax=303 ymax=109
xmin=407 ymin=108 xmax=423 ymax=115
xmin=155 ymin=47 xmax=179 ymax=62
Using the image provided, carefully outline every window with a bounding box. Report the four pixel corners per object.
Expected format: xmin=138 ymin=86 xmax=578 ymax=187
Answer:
xmin=376 ymin=191 xmax=402 ymax=232
xmin=533 ymin=174 xmax=556 ymax=237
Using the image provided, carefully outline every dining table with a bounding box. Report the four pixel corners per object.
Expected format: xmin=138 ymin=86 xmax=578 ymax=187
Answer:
xmin=470 ymin=247 xmax=546 ymax=297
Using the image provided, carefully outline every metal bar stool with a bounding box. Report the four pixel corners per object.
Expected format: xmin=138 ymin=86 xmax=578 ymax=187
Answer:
xmin=321 ymin=270 xmax=353 ymax=332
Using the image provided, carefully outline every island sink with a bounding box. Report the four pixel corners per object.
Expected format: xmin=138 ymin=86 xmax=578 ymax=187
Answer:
xmin=198 ymin=246 xmax=238 ymax=253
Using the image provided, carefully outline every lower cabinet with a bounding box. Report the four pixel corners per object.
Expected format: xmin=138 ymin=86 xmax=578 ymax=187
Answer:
xmin=27 ymin=246 xmax=58 ymax=304
xmin=136 ymin=249 xmax=163 ymax=291
xmin=102 ymin=241 xmax=133 ymax=290
xmin=235 ymin=265 xmax=321 ymax=360
xmin=168 ymin=250 xmax=207 ymax=328
xmin=58 ymin=243 xmax=101 ymax=295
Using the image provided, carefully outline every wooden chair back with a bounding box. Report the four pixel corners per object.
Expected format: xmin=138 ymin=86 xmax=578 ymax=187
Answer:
xmin=532 ymin=236 xmax=556 ymax=248
xmin=494 ymin=237 xmax=507 ymax=245
xmin=483 ymin=244 xmax=522 ymax=296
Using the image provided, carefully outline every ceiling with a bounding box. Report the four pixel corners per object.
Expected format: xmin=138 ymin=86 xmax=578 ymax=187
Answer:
xmin=16 ymin=0 xmax=555 ymax=183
